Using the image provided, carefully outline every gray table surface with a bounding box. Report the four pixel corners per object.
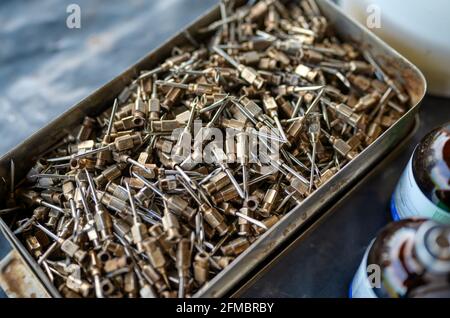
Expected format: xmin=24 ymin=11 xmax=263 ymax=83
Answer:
xmin=1 ymin=0 xmax=449 ymax=298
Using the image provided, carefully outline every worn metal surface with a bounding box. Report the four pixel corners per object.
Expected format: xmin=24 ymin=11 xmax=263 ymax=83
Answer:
xmin=0 ymin=250 xmax=50 ymax=298
xmin=0 ymin=226 xmax=12 ymax=298
xmin=0 ymin=218 xmax=60 ymax=297
xmin=0 ymin=0 xmax=426 ymax=298
xmin=0 ymin=221 xmax=50 ymax=298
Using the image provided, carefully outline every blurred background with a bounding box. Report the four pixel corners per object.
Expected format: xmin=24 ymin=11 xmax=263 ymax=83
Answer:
xmin=0 ymin=0 xmax=216 ymax=155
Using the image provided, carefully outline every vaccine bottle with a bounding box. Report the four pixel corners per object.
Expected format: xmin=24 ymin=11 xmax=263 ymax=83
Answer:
xmin=350 ymin=219 xmax=450 ymax=298
xmin=391 ymin=123 xmax=450 ymax=223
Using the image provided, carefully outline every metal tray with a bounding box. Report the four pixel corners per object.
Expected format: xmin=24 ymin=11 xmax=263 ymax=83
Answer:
xmin=0 ymin=0 xmax=426 ymax=298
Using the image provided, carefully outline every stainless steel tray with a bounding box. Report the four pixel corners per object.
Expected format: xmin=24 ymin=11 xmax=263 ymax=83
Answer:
xmin=0 ymin=0 xmax=426 ymax=298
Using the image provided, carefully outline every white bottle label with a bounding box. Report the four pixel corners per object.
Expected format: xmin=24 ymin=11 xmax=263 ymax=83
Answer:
xmin=350 ymin=243 xmax=377 ymax=298
xmin=392 ymin=156 xmax=450 ymax=224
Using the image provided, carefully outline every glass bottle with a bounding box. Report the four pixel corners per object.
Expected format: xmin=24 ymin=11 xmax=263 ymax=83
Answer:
xmin=391 ymin=123 xmax=450 ymax=223
xmin=350 ymin=219 xmax=450 ymax=298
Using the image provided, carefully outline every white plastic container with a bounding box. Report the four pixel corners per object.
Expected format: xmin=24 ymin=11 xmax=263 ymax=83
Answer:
xmin=340 ymin=0 xmax=450 ymax=97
